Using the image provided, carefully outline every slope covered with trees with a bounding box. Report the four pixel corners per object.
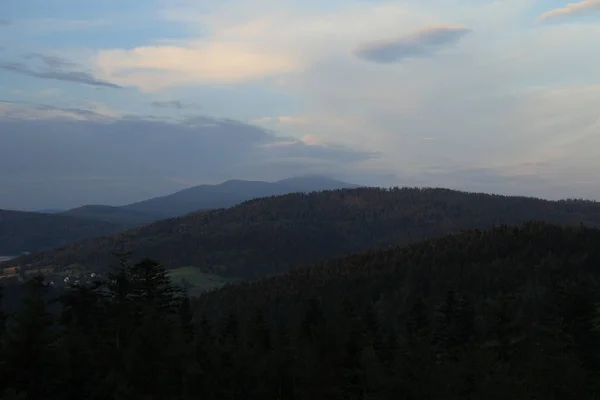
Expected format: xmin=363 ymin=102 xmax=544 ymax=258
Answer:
xmin=0 ymin=209 xmax=122 ymax=255
xmin=7 ymin=187 xmax=600 ymax=282
xmin=59 ymin=205 xmax=160 ymax=227
xmin=189 ymin=221 xmax=600 ymax=399
xmin=2 ymin=222 xmax=600 ymax=398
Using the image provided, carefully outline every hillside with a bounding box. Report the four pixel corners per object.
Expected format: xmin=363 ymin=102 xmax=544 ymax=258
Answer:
xmin=6 ymin=187 xmax=600 ymax=280
xmin=4 ymin=222 xmax=600 ymax=398
xmin=188 ymin=222 xmax=600 ymax=398
xmin=0 ymin=209 xmax=122 ymax=255
xmin=121 ymin=175 xmax=358 ymax=218
xmin=59 ymin=205 xmax=160 ymax=227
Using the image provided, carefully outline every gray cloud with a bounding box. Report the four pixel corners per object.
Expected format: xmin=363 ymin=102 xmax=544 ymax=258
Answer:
xmin=537 ymin=0 xmax=600 ymax=22
xmin=0 ymin=59 xmax=121 ymax=88
xmin=0 ymin=105 xmax=374 ymax=210
xmin=353 ymin=25 xmax=472 ymax=63
xmin=151 ymin=100 xmax=185 ymax=110
xmin=23 ymin=53 xmax=77 ymax=69
xmin=0 ymin=20 xmax=10 ymax=27
xmin=35 ymin=104 xmax=112 ymax=119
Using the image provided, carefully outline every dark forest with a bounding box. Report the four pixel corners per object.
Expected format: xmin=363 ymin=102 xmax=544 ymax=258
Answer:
xmin=2 ymin=222 xmax=600 ymax=399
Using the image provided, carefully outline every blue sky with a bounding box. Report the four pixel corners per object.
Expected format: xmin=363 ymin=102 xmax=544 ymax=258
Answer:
xmin=1 ymin=0 xmax=600 ymax=209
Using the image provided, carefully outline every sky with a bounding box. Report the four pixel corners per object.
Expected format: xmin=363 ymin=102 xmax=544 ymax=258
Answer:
xmin=1 ymin=0 xmax=600 ymax=210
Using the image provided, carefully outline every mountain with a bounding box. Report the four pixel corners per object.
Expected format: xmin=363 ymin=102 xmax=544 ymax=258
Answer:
xmin=34 ymin=208 xmax=65 ymax=214
xmin=0 ymin=176 xmax=357 ymax=257
xmin=6 ymin=187 xmax=600 ymax=281
xmin=0 ymin=209 xmax=122 ymax=255
xmin=59 ymin=205 xmax=160 ymax=227
xmin=121 ymin=175 xmax=358 ymax=218
xmin=189 ymin=222 xmax=600 ymax=398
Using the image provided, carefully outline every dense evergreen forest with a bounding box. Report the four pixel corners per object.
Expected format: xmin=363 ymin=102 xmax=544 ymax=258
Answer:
xmin=58 ymin=205 xmax=160 ymax=227
xmin=8 ymin=187 xmax=600 ymax=282
xmin=2 ymin=222 xmax=600 ymax=399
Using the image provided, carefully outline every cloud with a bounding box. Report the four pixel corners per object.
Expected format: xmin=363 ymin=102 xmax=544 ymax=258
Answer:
xmin=269 ymin=4 xmax=600 ymax=199
xmin=94 ymin=44 xmax=300 ymax=92
xmin=23 ymin=53 xmax=77 ymax=69
xmin=278 ymin=116 xmax=311 ymax=126
xmin=5 ymin=0 xmax=599 ymax=203
xmin=537 ymin=0 xmax=600 ymax=22
xmin=0 ymin=102 xmax=374 ymax=210
xmin=150 ymin=100 xmax=185 ymax=110
xmin=22 ymin=18 xmax=109 ymax=31
xmin=0 ymin=59 xmax=121 ymax=88
xmin=92 ymin=1 xmax=438 ymax=91
xmin=252 ymin=116 xmax=311 ymax=126
xmin=0 ymin=101 xmax=120 ymax=121
xmin=353 ymin=25 xmax=472 ymax=63
xmin=251 ymin=117 xmax=274 ymax=124
xmin=299 ymin=134 xmax=322 ymax=146
xmin=0 ymin=20 xmax=11 ymax=26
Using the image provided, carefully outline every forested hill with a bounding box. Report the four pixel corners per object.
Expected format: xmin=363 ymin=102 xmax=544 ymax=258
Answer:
xmin=7 ymin=187 xmax=600 ymax=281
xmin=187 ymin=222 xmax=600 ymax=398
xmin=196 ymin=221 xmax=600 ymax=317
xmin=4 ymin=223 xmax=600 ymax=398
xmin=58 ymin=205 xmax=160 ymax=227
xmin=0 ymin=209 xmax=122 ymax=255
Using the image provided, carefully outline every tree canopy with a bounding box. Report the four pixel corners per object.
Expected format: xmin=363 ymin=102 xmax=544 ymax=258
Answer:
xmin=2 ymin=221 xmax=600 ymax=398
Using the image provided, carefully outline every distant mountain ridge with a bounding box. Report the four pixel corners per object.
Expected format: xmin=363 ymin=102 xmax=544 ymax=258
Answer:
xmin=120 ymin=175 xmax=359 ymax=218
xmin=0 ymin=176 xmax=358 ymax=255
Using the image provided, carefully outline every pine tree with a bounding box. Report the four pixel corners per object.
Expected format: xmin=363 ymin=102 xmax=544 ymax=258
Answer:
xmin=125 ymin=259 xmax=184 ymax=399
xmin=178 ymin=288 xmax=195 ymax=344
xmin=130 ymin=258 xmax=182 ymax=316
xmin=0 ymin=276 xmax=58 ymax=399
xmin=102 ymin=254 xmax=137 ymax=399
xmin=0 ymin=285 xmax=6 ymax=340
xmin=54 ymin=281 xmax=107 ymax=400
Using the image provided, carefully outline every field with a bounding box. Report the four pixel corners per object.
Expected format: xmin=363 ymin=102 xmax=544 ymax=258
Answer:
xmin=167 ymin=266 xmax=236 ymax=296
xmin=0 ymin=261 xmax=234 ymax=294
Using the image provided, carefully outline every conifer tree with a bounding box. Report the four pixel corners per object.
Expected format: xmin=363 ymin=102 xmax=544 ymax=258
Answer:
xmin=0 ymin=276 xmax=58 ymax=399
